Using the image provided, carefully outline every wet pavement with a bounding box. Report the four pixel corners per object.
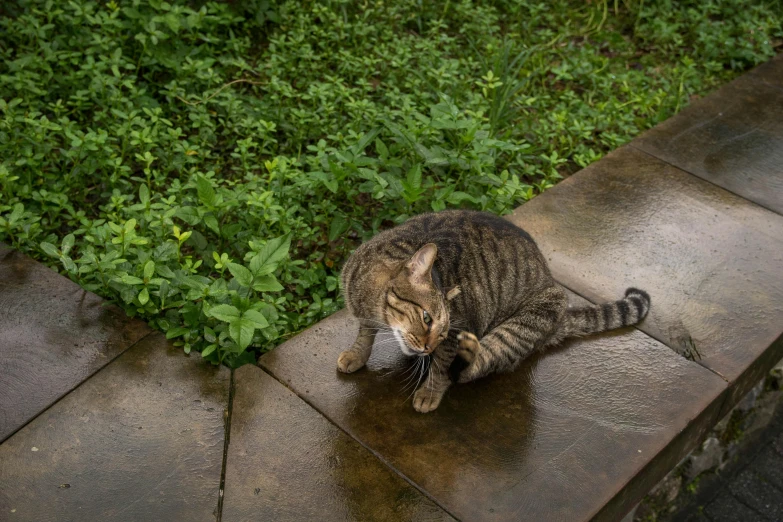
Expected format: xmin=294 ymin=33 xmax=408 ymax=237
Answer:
xmin=0 ymin=244 xmax=150 ymax=442
xmin=0 ymin=54 xmax=781 ymax=521
xmin=0 ymin=333 xmax=229 ymax=521
xmin=633 ymin=54 xmax=783 ymax=215
xmin=258 ymin=302 xmax=727 ymax=521
xmin=507 ymin=145 xmax=783 ymax=419
xmin=222 ymin=365 xmax=454 ymax=522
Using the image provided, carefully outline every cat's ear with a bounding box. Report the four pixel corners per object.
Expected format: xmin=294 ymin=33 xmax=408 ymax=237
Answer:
xmin=406 ymin=243 xmax=437 ymax=284
xmin=445 ymin=285 xmax=461 ymax=301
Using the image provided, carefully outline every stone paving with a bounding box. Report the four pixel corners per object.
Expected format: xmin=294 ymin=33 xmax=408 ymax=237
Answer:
xmin=0 ymin=54 xmax=781 ymax=521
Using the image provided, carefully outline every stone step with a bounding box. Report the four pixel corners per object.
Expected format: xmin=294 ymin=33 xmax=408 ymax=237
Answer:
xmin=507 ymin=144 xmax=783 ymax=419
xmin=632 ymin=53 xmax=783 ymax=216
xmin=222 ymin=365 xmax=455 ymax=521
xmin=258 ymin=291 xmax=728 ymax=521
xmin=0 ymin=243 xmax=151 ymax=442
xmin=0 ymin=333 xmax=229 ymax=521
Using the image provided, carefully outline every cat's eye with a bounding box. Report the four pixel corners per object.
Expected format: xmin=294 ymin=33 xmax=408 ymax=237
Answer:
xmin=422 ymin=310 xmax=432 ymax=325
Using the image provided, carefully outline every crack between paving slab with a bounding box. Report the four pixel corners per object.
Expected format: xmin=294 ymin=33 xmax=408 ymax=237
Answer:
xmin=0 ymin=329 xmax=156 ymax=444
xmin=257 ymin=365 xmax=463 ymax=522
xmin=215 ymin=368 xmax=235 ymax=522
xmin=628 ymin=143 xmax=783 ymax=219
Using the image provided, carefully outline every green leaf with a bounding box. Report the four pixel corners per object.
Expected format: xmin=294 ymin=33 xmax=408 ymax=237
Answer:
xmin=40 ymin=242 xmax=59 ymax=258
xmin=350 ymin=127 xmax=381 ymax=155
xmin=251 ymin=274 xmax=284 ymax=292
xmin=208 ymin=304 xmax=241 ymax=322
xmin=447 ymin=191 xmax=478 ymax=205
xmin=196 ymin=175 xmax=217 ymax=207
xmin=203 ymin=214 xmax=220 ymax=235
xmin=201 ymin=344 xmax=217 ymax=357
xmin=143 ymin=260 xmax=155 ymax=280
xmin=249 ymin=235 xmax=290 ymax=275
xmin=9 ymin=203 xmax=24 ymax=223
xmin=119 ymin=274 xmax=144 ymax=285
xmin=61 ymin=234 xmax=75 ymax=255
xmin=227 ymin=263 xmax=253 ymax=287
xmin=406 ymin=163 xmax=422 ymax=188
xmin=156 ymin=265 xmax=176 ymax=278
xmin=174 ymin=206 xmax=201 ymax=226
xmin=243 ymin=309 xmax=269 ymax=329
xmin=203 ymin=326 xmax=217 ymax=343
xmin=138 ymin=287 xmax=150 ymax=305
xmin=124 ymin=218 xmax=137 ymax=233
xmin=329 ymin=215 xmax=349 ymax=242
xmin=229 ymin=318 xmax=255 ymax=350
xmin=311 ymin=171 xmax=338 ymax=193
xmin=375 ymin=137 xmax=389 ymax=159
xmin=61 ymin=256 xmax=77 ymax=272
xmin=166 ymin=327 xmax=190 ymax=339
xmin=139 ymin=184 xmax=150 ymax=205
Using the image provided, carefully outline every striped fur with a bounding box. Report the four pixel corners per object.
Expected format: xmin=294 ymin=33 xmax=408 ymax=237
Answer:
xmin=561 ymin=288 xmax=651 ymax=338
xmin=337 ymin=210 xmax=651 ymax=413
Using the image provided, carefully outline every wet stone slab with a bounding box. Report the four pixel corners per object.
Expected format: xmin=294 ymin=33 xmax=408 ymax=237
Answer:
xmin=0 ymin=333 xmax=229 ymax=521
xmin=632 ymin=53 xmax=783 ymax=215
xmin=222 ymin=365 xmax=455 ymax=522
xmin=508 ymin=145 xmax=783 ymax=415
xmin=0 ymin=243 xmax=151 ymax=442
xmin=259 ymin=300 xmax=728 ymax=521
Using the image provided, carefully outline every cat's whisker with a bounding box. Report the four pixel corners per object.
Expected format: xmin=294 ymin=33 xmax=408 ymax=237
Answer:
xmin=430 ymin=357 xmax=442 ymax=403
xmin=380 ymin=360 xmax=416 ymax=378
xmin=400 ymin=358 xmax=423 ymax=395
xmin=410 ymin=356 xmax=431 ymax=403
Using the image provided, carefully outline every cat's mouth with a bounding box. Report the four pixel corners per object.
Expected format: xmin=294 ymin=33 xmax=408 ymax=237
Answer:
xmin=393 ymin=328 xmax=438 ymax=357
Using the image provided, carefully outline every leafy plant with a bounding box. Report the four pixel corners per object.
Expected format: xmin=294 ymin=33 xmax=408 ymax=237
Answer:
xmin=0 ymin=0 xmax=780 ymax=366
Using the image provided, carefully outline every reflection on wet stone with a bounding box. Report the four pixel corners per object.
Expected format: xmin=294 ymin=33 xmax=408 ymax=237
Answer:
xmin=0 ymin=333 xmax=229 ymax=521
xmin=222 ymin=365 xmax=454 ymax=521
xmin=0 ymin=243 xmax=151 ymax=442
xmin=260 ymin=299 xmax=727 ymax=520
xmin=633 ymin=55 xmax=783 ymax=214
xmin=508 ymin=146 xmax=783 ymax=398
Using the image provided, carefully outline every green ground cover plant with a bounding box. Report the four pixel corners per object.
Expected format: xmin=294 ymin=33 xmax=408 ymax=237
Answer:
xmin=1 ymin=0 xmax=780 ymax=366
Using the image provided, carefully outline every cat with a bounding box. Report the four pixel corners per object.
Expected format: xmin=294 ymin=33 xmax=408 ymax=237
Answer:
xmin=338 ymin=209 xmax=650 ymax=413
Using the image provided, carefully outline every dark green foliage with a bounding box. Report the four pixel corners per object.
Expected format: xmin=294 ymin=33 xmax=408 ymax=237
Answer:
xmin=0 ymin=0 xmax=780 ymax=366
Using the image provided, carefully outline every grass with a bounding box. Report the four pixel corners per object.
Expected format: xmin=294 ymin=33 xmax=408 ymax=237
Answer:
xmin=0 ymin=0 xmax=781 ymax=367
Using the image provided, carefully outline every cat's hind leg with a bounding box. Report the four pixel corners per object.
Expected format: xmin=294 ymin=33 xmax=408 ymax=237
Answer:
xmin=457 ymin=285 xmax=567 ymax=383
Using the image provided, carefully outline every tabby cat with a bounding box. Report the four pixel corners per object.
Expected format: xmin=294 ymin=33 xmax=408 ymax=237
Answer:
xmin=338 ymin=210 xmax=650 ymax=413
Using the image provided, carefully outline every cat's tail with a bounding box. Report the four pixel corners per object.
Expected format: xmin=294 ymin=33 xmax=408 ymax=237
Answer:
xmin=559 ymin=288 xmax=650 ymax=339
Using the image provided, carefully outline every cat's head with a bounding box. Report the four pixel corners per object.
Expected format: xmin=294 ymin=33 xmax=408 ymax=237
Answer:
xmin=383 ymin=243 xmax=460 ymax=357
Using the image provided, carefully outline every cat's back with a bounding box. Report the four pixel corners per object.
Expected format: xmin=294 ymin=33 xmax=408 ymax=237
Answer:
xmin=395 ymin=210 xmax=535 ymax=249
xmin=350 ymin=210 xmax=535 ymax=260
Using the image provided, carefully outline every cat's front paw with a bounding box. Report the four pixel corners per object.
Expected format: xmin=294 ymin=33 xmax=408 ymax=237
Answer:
xmin=337 ymin=350 xmax=365 ymax=373
xmin=456 ymin=331 xmax=480 ymax=363
xmin=413 ymin=386 xmax=445 ymax=413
